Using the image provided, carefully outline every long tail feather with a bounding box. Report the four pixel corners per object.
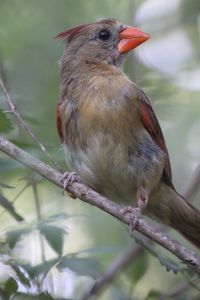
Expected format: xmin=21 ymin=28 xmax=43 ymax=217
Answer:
xmin=149 ymin=184 xmax=200 ymax=249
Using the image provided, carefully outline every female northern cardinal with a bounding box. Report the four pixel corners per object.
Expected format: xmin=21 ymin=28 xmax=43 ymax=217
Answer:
xmin=56 ymin=19 xmax=200 ymax=248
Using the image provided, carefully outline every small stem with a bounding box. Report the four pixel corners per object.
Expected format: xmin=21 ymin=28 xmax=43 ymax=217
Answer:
xmin=81 ymin=244 xmax=144 ymax=300
xmin=31 ymin=173 xmax=45 ymax=263
xmin=0 ymin=76 xmax=63 ymax=173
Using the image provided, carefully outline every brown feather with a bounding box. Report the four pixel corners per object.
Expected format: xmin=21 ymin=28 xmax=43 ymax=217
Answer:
xmin=149 ymin=184 xmax=200 ymax=249
xmin=138 ymin=89 xmax=173 ymax=187
xmin=54 ymin=23 xmax=91 ymax=41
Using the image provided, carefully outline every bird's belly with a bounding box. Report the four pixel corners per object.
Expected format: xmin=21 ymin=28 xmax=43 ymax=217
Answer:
xmin=64 ymin=132 xmax=165 ymax=204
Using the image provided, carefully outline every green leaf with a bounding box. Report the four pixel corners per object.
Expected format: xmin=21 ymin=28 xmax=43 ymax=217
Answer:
xmin=0 ymin=182 xmax=15 ymax=189
xmin=10 ymin=139 xmax=36 ymax=150
xmin=39 ymin=224 xmax=67 ymax=256
xmin=3 ymin=277 xmax=18 ymax=298
xmin=13 ymin=293 xmax=57 ymax=300
xmin=0 ymin=158 xmax=20 ymax=171
xmin=0 ymin=192 xmax=24 ymax=221
xmin=6 ymin=227 xmax=31 ymax=249
xmin=145 ymin=289 xmax=162 ymax=300
xmin=158 ymin=255 xmax=180 ymax=274
xmin=57 ymin=256 xmax=101 ymax=278
xmin=134 ymin=236 xmax=180 ymax=274
xmin=0 ymin=108 xmax=13 ymax=133
xmin=110 ymin=284 xmax=131 ymax=300
xmin=181 ymin=269 xmax=200 ymax=292
xmin=75 ymin=245 xmax=123 ymax=256
xmin=126 ymin=253 xmax=148 ymax=284
xmin=21 ymin=258 xmax=60 ymax=279
xmin=10 ymin=264 xmax=31 ymax=288
xmin=23 ymin=115 xmax=42 ymax=125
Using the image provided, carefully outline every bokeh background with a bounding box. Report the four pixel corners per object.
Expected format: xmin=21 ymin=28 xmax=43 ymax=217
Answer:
xmin=0 ymin=0 xmax=200 ymax=299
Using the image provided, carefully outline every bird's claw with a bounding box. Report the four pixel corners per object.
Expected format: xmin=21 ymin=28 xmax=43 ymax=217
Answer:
xmin=62 ymin=171 xmax=80 ymax=195
xmin=129 ymin=207 xmax=141 ymax=236
xmin=122 ymin=206 xmax=142 ymax=237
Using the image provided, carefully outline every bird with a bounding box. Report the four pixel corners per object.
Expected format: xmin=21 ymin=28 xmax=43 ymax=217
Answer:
xmin=55 ymin=18 xmax=200 ymax=248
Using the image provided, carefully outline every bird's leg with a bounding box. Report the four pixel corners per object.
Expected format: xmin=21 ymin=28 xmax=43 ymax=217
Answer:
xmin=62 ymin=171 xmax=80 ymax=197
xmin=136 ymin=186 xmax=149 ymax=210
xmin=123 ymin=187 xmax=149 ymax=236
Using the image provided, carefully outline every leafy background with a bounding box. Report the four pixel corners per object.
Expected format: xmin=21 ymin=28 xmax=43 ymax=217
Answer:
xmin=0 ymin=0 xmax=200 ymax=299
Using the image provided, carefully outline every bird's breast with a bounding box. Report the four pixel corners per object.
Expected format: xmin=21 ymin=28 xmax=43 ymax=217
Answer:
xmin=64 ymin=113 xmax=165 ymax=204
xmin=62 ymin=71 xmax=165 ymax=203
xmin=64 ymin=132 xmax=138 ymax=203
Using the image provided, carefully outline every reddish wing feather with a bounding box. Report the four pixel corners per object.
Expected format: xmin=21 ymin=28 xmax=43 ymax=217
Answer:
xmin=56 ymin=104 xmax=64 ymax=143
xmin=138 ymin=90 xmax=173 ymax=187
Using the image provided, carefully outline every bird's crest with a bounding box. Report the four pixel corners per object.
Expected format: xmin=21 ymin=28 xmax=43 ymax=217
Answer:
xmin=54 ymin=23 xmax=91 ymax=42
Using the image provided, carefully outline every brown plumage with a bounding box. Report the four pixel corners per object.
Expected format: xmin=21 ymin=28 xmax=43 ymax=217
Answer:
xmin=56 ymin=18 xmax=200 ymax=248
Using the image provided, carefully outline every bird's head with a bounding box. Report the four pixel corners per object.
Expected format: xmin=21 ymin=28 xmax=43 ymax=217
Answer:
xmin=55 ymin=19 xmax=149 ymax=67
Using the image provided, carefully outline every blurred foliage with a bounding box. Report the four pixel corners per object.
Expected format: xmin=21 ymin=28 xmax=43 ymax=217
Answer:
xmin=0 ymin=0 xmax=200 ymax=299
xmin=0 ymin=108 xmax=13 ymax=134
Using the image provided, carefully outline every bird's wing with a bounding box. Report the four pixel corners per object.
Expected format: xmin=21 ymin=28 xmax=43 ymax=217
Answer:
xmin=56 ymin=104 xmax=64 ymax=143
xmin=138 ymin=89 xmax=174 ymax=187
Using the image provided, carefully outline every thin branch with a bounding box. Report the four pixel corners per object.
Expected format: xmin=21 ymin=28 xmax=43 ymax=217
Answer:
xmin=30 ymin=172 xmax=46 ymax=263
xmin=0 ymin=192 xmax=24 ymax=222
xmin=81 ymin=244 xmax=144 ymax=300
xmin=183 ymin=164 xmax=200 ymax=201
xmin=0 ymin=56 xmax=9 ymax=91
xmin=0 ymin=183 xmax=29 ymax=222
xmin=0 ymin=76 xmax=63 ymax=173
xmin=0 ymin=135 xmax=200 ymax=274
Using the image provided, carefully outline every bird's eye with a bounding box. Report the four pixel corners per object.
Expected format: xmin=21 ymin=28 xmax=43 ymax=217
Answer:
xmin=98 ymin=29 xmax=111 ymax=41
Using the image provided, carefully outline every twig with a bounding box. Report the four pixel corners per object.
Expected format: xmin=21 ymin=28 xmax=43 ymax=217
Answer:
xmin=0 ymin=76 xmax=63 ymax=173
xmin=81 ymin=244 xmax=144 ymax=300
xmin=0 ymin=135 xmax=200 ymax=274
xmin=30 ymin=172 xmax=46 ymax=263
xmin=0 ymin=192 xmax=24 ymax=222
xmin=183 ymin=164 xmax=200 ymax=201
xmin=0 ymin=183 xmax=29 ymax=222
xmin=0 ymin=56 xmax=9 ymax=91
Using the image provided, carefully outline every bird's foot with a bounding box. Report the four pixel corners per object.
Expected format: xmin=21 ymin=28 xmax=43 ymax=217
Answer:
xmin=123 ymin=187 xmax=149 ymax=237
xmin=122 ymin=206 xmax=141 ymax=236
xmin=62 ymin=171 xmax=80 ymax=197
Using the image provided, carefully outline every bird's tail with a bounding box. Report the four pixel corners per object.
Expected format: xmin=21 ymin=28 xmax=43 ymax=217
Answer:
xmin=149 ymin=184 xmax=200 ymax=249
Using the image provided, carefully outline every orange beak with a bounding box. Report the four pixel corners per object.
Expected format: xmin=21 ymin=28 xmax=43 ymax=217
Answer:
xmin=118 ymin=26 xmax=149 ymax=53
